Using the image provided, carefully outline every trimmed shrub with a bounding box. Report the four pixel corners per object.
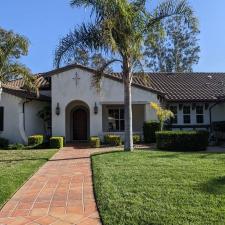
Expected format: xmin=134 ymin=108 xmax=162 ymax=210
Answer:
xmin=0 ymin=137 xmax=9 ymax=149
xmin=133 ymin=135 xmax=141 ymax=144
xmin=143 ymin=121 xmax=160 ymax=143
xmin=156 ymin=130 xmax=209 ymax=151
xmin=104 ymin=135 xmax=122 ymax=146
xmin=89 ymin=136 xmax=100 ymax=148
xmin=28 ymin=135 xmax=44 ymax=147
xmin=8 ymin=143 xmax=25 ymax=150
xmin=50 ymin=137 xmax=64 ymax=149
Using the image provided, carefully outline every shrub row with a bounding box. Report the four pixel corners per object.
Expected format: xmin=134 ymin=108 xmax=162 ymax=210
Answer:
xmin=143 ymin=121 xmax=160 ymax=143
xmin=156 ymin=130 xmax=209 ymax=151
xmin=89 ymin=136 xmax=101 ymax=148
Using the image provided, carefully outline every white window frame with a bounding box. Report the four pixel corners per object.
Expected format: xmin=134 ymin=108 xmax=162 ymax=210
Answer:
xmin=107 ymin=107 xmax=125 ymax=132
xmin=183 ymin=105 xmax=191 ymax=124
xmin=196 ymin=105 xmax=204 ymax=124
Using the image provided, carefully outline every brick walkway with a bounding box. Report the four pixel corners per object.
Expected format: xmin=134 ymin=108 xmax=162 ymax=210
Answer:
xmin=0 ymin=145 xmax=109 ymax=225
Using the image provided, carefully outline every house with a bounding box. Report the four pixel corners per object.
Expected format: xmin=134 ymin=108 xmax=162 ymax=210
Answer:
xmin=0 ymin=64 xmax=225 ymax=144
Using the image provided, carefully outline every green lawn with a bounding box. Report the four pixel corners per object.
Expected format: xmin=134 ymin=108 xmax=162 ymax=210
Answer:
xmin=0 ymin=149 xmax=57 ymax=208
xmin=92 ymin=150 xmax=225 ymax=225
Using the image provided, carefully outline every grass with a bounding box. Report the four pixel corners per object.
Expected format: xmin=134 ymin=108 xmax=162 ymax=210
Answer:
xmin=0 ymin=149 xmax=57 ymax=208
xmin=92 ymin=150 xmax=225 ymax=225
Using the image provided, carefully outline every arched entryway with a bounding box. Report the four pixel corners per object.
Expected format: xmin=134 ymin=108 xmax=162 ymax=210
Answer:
xmin=66 ymin=101 xmax=90 ymax=142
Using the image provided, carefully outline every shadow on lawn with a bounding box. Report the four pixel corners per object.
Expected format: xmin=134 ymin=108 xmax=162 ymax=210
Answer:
xmin=199 ymin=176 xmax=225 ymax=195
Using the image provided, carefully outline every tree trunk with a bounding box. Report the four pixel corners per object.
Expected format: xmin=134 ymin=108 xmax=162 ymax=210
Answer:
xmin=123 ymin=59 xmax=133 ymax=151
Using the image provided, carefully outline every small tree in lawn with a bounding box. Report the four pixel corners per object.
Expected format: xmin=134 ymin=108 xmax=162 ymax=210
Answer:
xmin=150 ymin=102 xmax=174 ymax=131
xmin=54 ymin=0 xmax=197 ymax=151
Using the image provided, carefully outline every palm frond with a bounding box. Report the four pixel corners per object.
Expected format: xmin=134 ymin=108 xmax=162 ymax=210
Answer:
xmin=2 ymin=63 xmax=39 ymax=96
xmin=91 ymin=58 xmax=122 ymax=92
xmin=54 ymin=23 xmax=109 ymax=68
xmin=148 ymin=0 xmax=197 ymax=29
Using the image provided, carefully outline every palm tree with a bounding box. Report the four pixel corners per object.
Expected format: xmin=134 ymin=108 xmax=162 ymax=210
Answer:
xmin=0 ymin=28 xmax=37 ymax=94
xmin=54 ymin=0 xmax=197 ymax=151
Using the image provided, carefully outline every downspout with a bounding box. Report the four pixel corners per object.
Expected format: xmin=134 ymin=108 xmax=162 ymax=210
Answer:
xmin=23 ymin=99 xmax=32 ymax=131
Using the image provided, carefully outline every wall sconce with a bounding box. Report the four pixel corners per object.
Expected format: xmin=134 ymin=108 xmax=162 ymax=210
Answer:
xmin=55 ymin=103 xmax=60 ymax=116
xmin=94 ymin=102 xmax=98 ymax=114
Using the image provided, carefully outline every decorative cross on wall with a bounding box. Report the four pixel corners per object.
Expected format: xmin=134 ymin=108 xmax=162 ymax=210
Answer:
xmin=73 ymin=73 xmax=80 ymax=87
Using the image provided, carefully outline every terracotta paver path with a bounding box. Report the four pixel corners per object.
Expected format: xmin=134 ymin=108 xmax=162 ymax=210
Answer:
xmin=0 ymin=145 xmax=109 ymax=225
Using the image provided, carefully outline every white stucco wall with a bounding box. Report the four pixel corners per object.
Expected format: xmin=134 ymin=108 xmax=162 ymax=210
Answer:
xmin=24 ymin=101 xmax=50 ymax=137
xmin=51 ymin=68 xmax=159 ymax=141
xmin=0 ymin=92 xmax=50 ymax=144
xmin=0 ymin=93 xmax=24 ymax=143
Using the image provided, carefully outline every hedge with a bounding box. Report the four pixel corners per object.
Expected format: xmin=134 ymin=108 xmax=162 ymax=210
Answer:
xmin=89 ymin=136 xmax=100 ymax=148
xmin=28 ymin=135 xmax=44 ymax=147
xmin=133 ymin=135 xmax=141 ymax=144
xmin=156 ymin=130 xmax=209 ymax=151
xmin=0 ymin=137 xmax=9 ymax=149
xmin=50 ymin=137 xmax=64 ymax=149
xmin=143 ymin=121 xmax=160 ymax=143
xmin=104 ymin=135 xmax=122 ymax=146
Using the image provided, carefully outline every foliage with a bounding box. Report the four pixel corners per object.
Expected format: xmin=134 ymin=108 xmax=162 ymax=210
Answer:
xmin=50 ymin=136 xmax=64 ymax=149
xmin=104 ymin=135 xmax=122 ymax=146
xmin=92 ymin=151 xmax=225 ymax=225
xmin=54 ymin=0 xmax=197 ymax=151
xmin=156 ymin=130 xmax=209 ymax=151
xmin=0 ymin=28 xmax=38 ymax=93
xmin=0 ymin=137 xmax=9 ymax=149
xmin=0 ymin=149 xmax=57 ymax=207
xmin=37 ymin=106 xmax=51 ymax=136
xmin=133 ymin=134 xmax=141 ymax=144
xmin=8 ymin=143 xmax=25 ymax=150
xmin=28 ymin=135 xmax=44 ymax=147
xmin=89 ymin=136 xmax=101 ymax=148
xmin=145 ymin=15 xmax=200 ymax=72
xmin=143 ymin=121 xmax=160 ymax=143
xmin=150 ymin=102 xmax=174 ymax=131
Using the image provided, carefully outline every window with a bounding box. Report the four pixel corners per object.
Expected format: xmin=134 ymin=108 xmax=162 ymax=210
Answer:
xmin=0 ymin=107 xmax=4 ymax=131
xmin=108 ymin=108 xmax=124 ymax=132
xmin=183 ymin=106 xmax=191 ymax=124
xmin=196 ymin=106 xmax=204 ymax=124
xmin=170 ymin=106 xmax=178 ymax=124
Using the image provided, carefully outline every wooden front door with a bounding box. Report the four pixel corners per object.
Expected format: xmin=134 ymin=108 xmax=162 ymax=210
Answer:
xmin=73 ymin=108 xmax=88 ymax=141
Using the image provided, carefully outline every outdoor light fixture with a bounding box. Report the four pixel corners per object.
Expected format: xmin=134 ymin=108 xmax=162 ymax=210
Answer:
xmin=56 ymin=103 xmax=60 ymax=116
xmin=94 ymin=102 xmax=98 ymax=114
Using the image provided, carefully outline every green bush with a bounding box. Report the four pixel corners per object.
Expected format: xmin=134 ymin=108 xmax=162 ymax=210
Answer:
xmin=143 ymin=121 xmax=160 ymax=143
xmin=8 ymin=143 xmax=25 ymax=150
xmin=133 ymin=135 xmax=141 ymax=144
xmin=156 ymin=130 xmax=209 ymax=151
xmin=28 ymin=135 xmax=44 ymax=147
xmin=90 ymin=136 xmax=100 ymax=148
xmin=104 ymin=135 xmax=122 ymax=146
xmin=0 ymin=137 xmax=9 ymax=149
xmin=50 ymin=137 xmax=64 ymax=149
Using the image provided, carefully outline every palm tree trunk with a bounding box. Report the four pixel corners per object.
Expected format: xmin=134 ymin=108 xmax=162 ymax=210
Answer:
xmin=123 ymin=59 xmax=133 ymax=151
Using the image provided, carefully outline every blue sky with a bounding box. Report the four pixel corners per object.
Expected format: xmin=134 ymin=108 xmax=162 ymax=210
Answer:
xmin=1 ymin=0 xmax=225 ymax=73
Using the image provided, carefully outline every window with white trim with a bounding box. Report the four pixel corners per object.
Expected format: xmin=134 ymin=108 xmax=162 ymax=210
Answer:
xmin=183 ymin=106 xmax=191 ymax=124
xmin=196 ymin=105 xmax=204 ymax=124
xmin=170 ymin=106 xmax=178 ymax=124
xmin=107 ymin=108 xmax=124 ymax=132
